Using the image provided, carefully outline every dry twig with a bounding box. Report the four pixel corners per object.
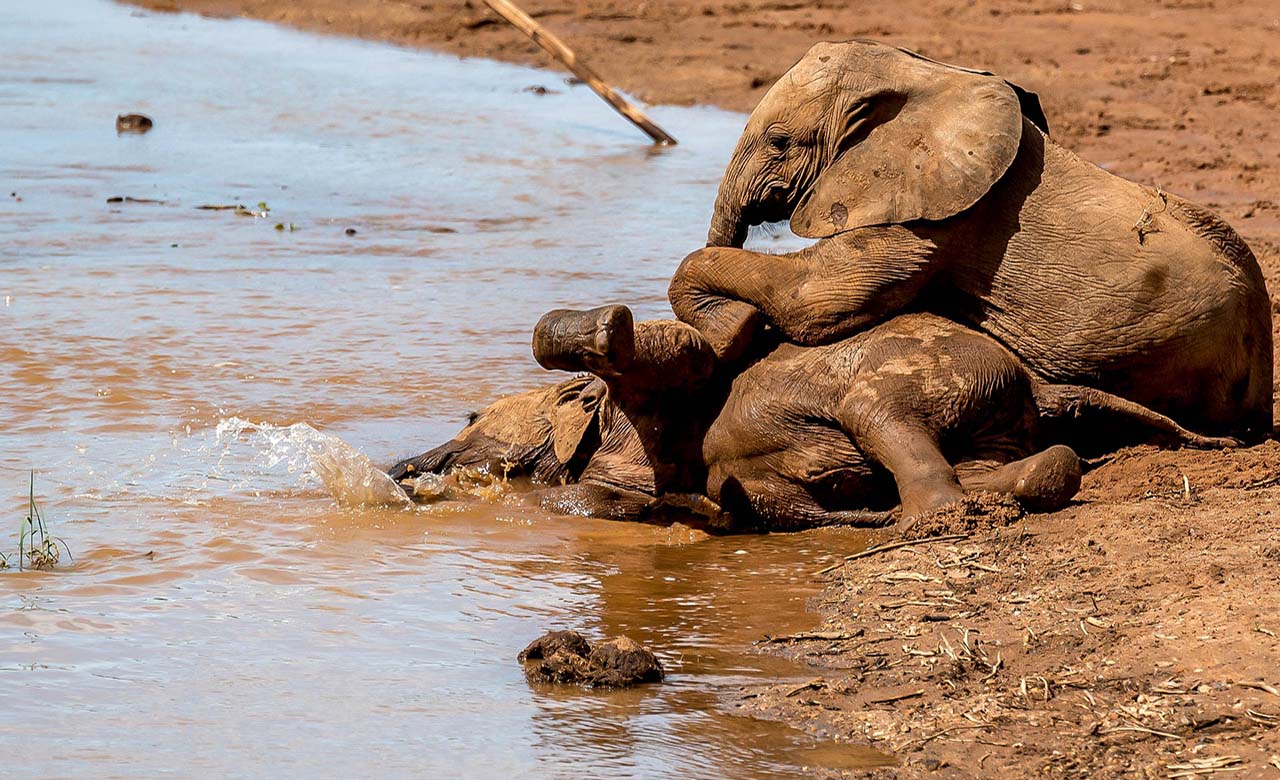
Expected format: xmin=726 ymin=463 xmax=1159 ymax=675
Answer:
xmin=898 ymin=723 xmax=991 ymax=750
xmin=755 ymin=630 xmax=860 ymax=645
xmin=479 ymin=0 xmax=677 ymax=144
xmin=1132 ymin=187 xmax=1168 ymax=244
xmin=1238 ymin=681 xmax=1280 ymax=697
xmin=1097 ymin=724 xmax=1184 ymax=740
xmin=866 ymin=689 xmax=925 ymax=705
xmin=1165 ymin=755 xmax=1244 ymax=777
xmin=784 ymin=677 xmax=826 ymax=698
xmin=815 ymin=534 xmax=969 ymax=575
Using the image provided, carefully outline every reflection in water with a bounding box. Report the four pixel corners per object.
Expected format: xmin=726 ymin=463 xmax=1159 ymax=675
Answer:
xmin=0 ymin=1 xmax=885 ymax=777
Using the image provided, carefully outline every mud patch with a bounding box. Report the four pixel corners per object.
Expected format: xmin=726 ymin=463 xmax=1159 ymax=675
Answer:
xmin=904 ymin=492 xmax=1024 ymax=539
xmin=740 ymin=487 xmax=1280 ymax=778
xmin=1083 ymin=440 xmax=1280 ymax=501
xmin=518 ymin=630 xmax=664 ymax=688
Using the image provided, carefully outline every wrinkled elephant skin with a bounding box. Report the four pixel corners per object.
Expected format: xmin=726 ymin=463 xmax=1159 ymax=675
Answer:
xmin=673 ymin=40 xmax=1272 ymax=440
xmin=389 ymin=306 xmax=1231 ymax=530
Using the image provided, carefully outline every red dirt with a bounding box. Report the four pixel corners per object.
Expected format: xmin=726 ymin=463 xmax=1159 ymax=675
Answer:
xmin=124 ymin=0 xmax=1280 ymax=775
xmin=742 ymin=459 xmax=1280 ymax=777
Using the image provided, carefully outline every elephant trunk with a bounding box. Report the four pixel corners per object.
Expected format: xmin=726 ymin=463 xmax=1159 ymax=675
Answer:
xmin=533 ymin=306 xmax=635 ymax=376
xmin=706 ymin=180 xmax=748 ymax=248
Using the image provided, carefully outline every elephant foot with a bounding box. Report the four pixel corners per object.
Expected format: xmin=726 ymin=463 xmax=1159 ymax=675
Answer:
xmin=964 ymin=445 xmax=1082 ymax=512
xmin=896 ymin=478 xmax=965 ymax=531
xmin=533 ymin=305 xmax=634 ymax=376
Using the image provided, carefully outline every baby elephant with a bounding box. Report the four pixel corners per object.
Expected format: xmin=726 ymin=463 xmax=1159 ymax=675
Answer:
xmin=389 ymin=306 xmax=1224 ymax=531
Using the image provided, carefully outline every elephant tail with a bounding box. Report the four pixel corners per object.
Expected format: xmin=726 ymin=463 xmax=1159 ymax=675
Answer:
xmin=1031 ymin=383 xmax=1241 ymax=456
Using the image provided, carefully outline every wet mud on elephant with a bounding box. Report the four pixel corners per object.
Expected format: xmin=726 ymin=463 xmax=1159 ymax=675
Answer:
xmin=389 ymin=306 xmax=1229 ymax=532
xmin=669 ymin=40 xmax=1272 ymax=440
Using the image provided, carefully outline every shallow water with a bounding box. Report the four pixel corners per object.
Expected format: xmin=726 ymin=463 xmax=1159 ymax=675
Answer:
xmin=0 ymin=2 xmax=886 ymax=776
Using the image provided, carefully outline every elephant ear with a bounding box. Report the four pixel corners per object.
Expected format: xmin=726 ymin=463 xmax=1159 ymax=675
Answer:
xmin=551 ymin=377 xmax=603 ymax=465
xmin=891 ymin=46 xmax=1049 ymax=134
xmin=790 ymin=48 xmax=1030 ymax=238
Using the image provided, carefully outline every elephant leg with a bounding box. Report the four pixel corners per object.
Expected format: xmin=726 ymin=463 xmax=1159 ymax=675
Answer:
xmin=533 ymin=304 xmax=636 ymax=377
xmin=1032 ymin=383 xmax=1242 ymax=454
xmin=715 ymin=472 xmax=894 ymax=531
xmin=668 ymin=228 xmax=941 ymax=360
xmin=957 ymin=445 xmax=1082 ymax=512
xmin=671 ymin=296 xmax=764 ymax=367
xmin=836 ymin=393 xmax=965 ymax=520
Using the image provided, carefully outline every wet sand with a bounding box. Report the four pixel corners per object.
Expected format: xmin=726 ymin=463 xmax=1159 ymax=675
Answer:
xmin=102 ymin=0 xmax=1280 ymax=776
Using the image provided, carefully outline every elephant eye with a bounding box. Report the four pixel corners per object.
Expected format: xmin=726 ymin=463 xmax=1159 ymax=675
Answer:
xmin=767 ymin=134 xmax=789 ymax=154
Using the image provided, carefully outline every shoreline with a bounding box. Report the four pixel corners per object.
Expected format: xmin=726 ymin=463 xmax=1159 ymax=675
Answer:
xmin=121 ymin=1 xmax=1280 ymax=776
xmin=741 ymin=444 xmax=1280 ymax=776
xmin=126 ymin=0 xmax=1280 ymax=244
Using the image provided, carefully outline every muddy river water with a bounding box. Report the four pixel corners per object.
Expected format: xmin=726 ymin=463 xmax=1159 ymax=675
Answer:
xmin=0 ymin=2 xmax=889 ymax=776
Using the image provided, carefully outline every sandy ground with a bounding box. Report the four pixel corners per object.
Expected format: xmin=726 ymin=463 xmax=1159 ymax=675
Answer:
xmin=126 ymin=0 xmax=1280 ymax=775
xmin=741 ymin=457 xmax=1280 ymax=778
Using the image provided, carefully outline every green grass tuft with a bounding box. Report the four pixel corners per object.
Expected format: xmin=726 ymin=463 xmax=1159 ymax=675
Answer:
xmin=16 ymin=472 xmax=72 ymax=571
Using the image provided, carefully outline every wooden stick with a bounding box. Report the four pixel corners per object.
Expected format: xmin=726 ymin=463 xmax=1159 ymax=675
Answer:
xmin=480 ymin=0 xmax=677 ymax=145
xmin=1096 ymin=725 xmax=1183 ymax=740
xmin=755 ymin=630 xmax=861 ymax=645
xmin=898 ymin=723 xmax=990 ymax=750
xmin=784 ymin=677 xmax=826 ymax=698
xmin=1238 ymin=680 xmax=1280 ymax=697
xmin=814 ymin=534 xmax=970 ymax=576
xmin=866 ymin=689 xmax=925 ymax=705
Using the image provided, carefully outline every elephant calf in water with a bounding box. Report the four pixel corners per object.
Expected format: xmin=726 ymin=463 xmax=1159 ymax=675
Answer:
xmin=389 ymin=306 xmax=1229 ymax=531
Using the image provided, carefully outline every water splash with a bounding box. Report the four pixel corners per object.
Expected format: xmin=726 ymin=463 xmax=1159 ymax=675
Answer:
xmin=404 ymin=468 xmax=513 ymax=503
xmin=215 ymin=417 xmax=412 ymax=508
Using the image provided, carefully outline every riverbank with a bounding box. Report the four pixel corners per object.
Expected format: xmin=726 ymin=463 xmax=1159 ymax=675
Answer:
xmin=126 ymin=0 xmax=1280 ymax=254
xmin=120 ymin=1 xmax=1280 ymax=775
xmin=741 ymin=443 xmax=1280 ymax=777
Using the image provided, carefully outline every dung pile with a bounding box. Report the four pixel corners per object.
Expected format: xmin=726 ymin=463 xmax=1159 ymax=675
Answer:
xmin=518 ymin=630 xmax=663 ymax=688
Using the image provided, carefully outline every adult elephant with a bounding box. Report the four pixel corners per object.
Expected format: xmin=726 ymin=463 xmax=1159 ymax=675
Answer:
xmin=669 ymin=40 xmax=1272 ymax=439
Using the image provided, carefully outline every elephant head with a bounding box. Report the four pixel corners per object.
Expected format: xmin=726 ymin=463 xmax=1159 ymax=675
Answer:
xmin=386 ymin=374 xmax=604 ymax=485
xmin=389 ymin=306 xmax=719 ymax=493
xmin=706 ymin=40 xmax=1048 ymax=247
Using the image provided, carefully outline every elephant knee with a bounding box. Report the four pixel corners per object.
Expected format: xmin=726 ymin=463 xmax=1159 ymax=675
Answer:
xmin=668 ymin=248 xmax=716 ymax=318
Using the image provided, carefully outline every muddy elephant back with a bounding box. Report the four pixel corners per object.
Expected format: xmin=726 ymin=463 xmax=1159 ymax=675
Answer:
xmin=858 ymin=315 xmax=1038 ymax=441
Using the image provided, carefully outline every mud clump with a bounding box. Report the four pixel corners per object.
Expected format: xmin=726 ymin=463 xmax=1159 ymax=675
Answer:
xmin=518 ymin=630 xmax=663 ymax=688
xmin=116 ymin=113 xmax=153 ymax=134
xmin=904 ymin=491 xmax=1024 ymax=539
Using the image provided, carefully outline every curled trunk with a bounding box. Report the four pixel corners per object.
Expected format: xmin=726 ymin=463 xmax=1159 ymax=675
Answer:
xmin=706 ymin=181 xmax=748 ymax=248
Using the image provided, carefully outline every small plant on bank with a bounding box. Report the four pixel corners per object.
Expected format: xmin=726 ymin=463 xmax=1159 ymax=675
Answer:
xmin=16 ymin=472 xmax=72 ymax=571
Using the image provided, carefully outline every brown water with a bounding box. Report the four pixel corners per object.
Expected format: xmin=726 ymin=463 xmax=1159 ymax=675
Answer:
xmin=0 ymin=2 xmax=890 ymax=776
